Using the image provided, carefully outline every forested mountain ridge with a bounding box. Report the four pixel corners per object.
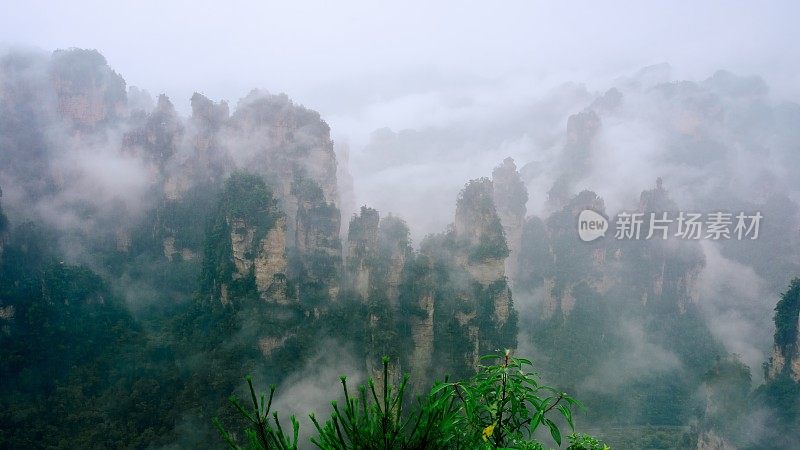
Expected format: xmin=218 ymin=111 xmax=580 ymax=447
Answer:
xmin=0 ymin=47 xmax=798 ymax=449
xmin=0 ymin=48 xmax=519 ymax=447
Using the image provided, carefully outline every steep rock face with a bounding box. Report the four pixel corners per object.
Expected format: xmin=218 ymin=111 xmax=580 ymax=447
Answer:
xmin=122 ymin=93 xmax=184 ymax=189
xmin=188 ymin=93 xmax=230 ymax=173
xmin=379 ymin=216 xmax=410 ymax=307
xmin=345 ymin=209 xmax=414 ymax=394
xmin=454 ymin=178 xmax=509 ymax=293
xmin=1 ymin=49 xmax=132 ymax=214
xmin=766 ymin=279 xmax=800 ymax=382
xmin=540 ymin=190 xmax=608 ymax=318
xmin=346 ymin=206 xmax=380 ymax=300
xmin=335 ymin=142 xmax=357 ymax=240
xmin=162 ymin=93 xmax=232 ymax=200
xmin=465 ymin=257 xmax=506 ymax=286
xmin=230 ymin=218 xmax=256 ymax=276
xmin=254 ymin=217 xmax=288 ymax=303
xmin=226 ymin=90 xmax=338 ymax=207
xmin=226 ymin=214 xmax=289 ymax=304
xmin=623 ymin=180 xmax=704 ymax=313
xmin=49 ymin=49 xmax=127 ymax=130
xmin=291 ymin=182 xmax=342 ymax=298
xmin=341 ymin=205 xmax=522 ymax=392
xmin=537 ymin=87 xmax=620 ymax=209
xmin=409 ymin=290 xmax=434 ymax=390
xmin=223 ymin=91 xmax=342 ymax=304
xmin=449 ymin=178 xmax=516 ymax=367
xmin=526 ymin=181 xmax=704 ymax=318
xmin=190 ymin=92 xmax=229 ymax=137
xmin=492 ymin=158 xmax=527 ymax=285
xmin=547 ymin=109 xmax=602 ymax=206
xmin=200 ymin=173 xmax=286 ymax=306
xmin=0 ymin=50 xmax=343 ymax=308
xmin=693 ymin=356 xmax=750 ymax=450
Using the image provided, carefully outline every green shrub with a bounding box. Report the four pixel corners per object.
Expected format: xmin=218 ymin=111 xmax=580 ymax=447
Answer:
xmin=216 ymin=351 xmax=608 ymax=449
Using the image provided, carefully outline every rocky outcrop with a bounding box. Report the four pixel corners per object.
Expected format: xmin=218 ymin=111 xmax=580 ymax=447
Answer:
xmin=163 ymin=236 xmax=178 ymax=261
xmin=177 ymin=93 xmax=233 ymax=190
xmin=212 ymin=92 xmax=343 ymax=305
xmin=451 ymin=178 xmax=516 ymax=363
xmin=346 ymin=207 xmax=380 ymax=300
xmin=122 ymin=94 xmax=184 ymax=185
xmin=629 ymin=180 xmax=704 ymax=312
xmin=454 ymin=178 xmax=509 ymax=297
xmin=539 ymin=190 xmax=608 ymax=318
xmin=230 ymin=218 xmax=257 ymax=277
xmin=335 ymin=142 xmax=357 ymax=240
xmin=255 ymin=217 xmax=289 ymax=303
xmin=200 ymin=173 xmax=286 ymax=306
xmin=227 ymin=215 xmax=290 ymax=303
xmin=694 ymin=355 xmax=750 ymax=450
xmin=3 ymin=46 xmax=529 ymax=398
xmin=548 ymin=110 xmax=601 ymax=206
xmin=379 ymin=216 xmax=410 ymax=307
xmin=226 ymin=90 xmax=338 ymax=208
xmin=492 ymin=158 xmax=527 ymax=285
xmin=49 ymin=49 xmax=127 ymax=129
xmin=465 ymin=258 xmax=505 ymax=286
xmin=535 ymin=181 xmax=704 ymax=318
xmin=345 ymin=208 xmax=412 ymax=305
xmin=409 ymin=289 xmax=434 ymax=390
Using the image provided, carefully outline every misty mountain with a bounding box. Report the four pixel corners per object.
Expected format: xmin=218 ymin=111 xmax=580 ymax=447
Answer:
xmin=0 ymin=47 xmax=798 ymax=449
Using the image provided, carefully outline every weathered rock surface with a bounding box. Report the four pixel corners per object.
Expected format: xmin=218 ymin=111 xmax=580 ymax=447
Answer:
xmin=492 ymin=157 xmax=527 ymax=284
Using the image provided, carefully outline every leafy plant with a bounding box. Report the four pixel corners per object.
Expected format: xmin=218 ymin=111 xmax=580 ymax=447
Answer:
xmin=437 ymin=350 xmax=583 ymax=448
xmin=217 ymin=351 xmax=608 ymax=449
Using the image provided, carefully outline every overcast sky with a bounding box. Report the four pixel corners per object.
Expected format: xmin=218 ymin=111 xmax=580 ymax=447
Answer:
xmin=2 ymin=1 xmax=798 ymax=114
xmin=2 ymin=0 xmax=798 ymax=234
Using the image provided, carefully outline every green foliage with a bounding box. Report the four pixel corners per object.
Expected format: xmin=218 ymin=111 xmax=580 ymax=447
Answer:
xmin=439 ymin=350 xmax=583 ymax=448
xmin=218 ymin=351 xmax=608 ymax=449
xmin=456 ymin=178 xmax=510 ymax=262
xmin=468 ymin=226 xmax=510 ymax=263
xmin=199 ymin=172 xmax=279 ymax=303
xmin=773 ymin=277 xmax=800 ymax=352
xmin=215 ymin=377 xmax=299 ymax=450
xmin=567 ymin=433 xmax=610 ymax=450
xmin=310 ymin=356 xmax=462 ymax=449
xmin=220 ymin=172 xmax=279 ymax=239
xmin=0 ymin=223 xmax=179 ymax=448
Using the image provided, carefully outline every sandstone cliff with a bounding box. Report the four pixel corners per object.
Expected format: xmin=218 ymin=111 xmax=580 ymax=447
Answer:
xmin=50 ymin=48 xmax=127 ymax=130
xmin=450 ymin=178 xmax=516 ymax=367
xmin=491 ymin=157 xmax=527 ymax=286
